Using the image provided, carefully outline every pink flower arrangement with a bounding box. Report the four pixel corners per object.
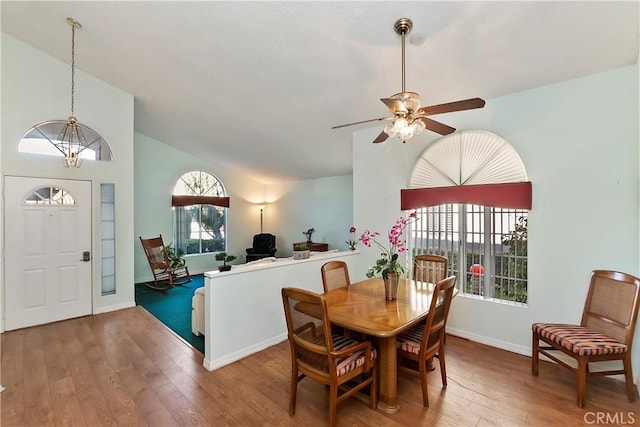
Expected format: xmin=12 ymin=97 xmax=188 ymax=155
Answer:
xmin=346 ymin=226 xmax=358 ymax=250
xmin=360 ymin=212 xmax=418 ymax=279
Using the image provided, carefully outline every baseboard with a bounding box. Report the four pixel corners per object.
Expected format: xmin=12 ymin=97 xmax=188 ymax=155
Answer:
xmin=448 ymin=328 xmax=640 ymax=387
xmin=446 ymin=327 xmax=530 ymax=357
xmin=203 ymin=334 xmax=288 ymax=371
xmin=93 ymin=301 xmax=136 ymax=314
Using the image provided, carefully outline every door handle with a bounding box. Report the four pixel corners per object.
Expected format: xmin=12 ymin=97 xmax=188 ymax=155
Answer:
xmin=82 ymin=251 xmax=91 ymax=262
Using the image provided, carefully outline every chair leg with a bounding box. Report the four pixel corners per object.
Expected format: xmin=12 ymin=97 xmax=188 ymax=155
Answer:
xmin=438 ymin=346 xmax=448 ymax=388
xmin=531 ymin=333 xmax=539 ymax=376
xmin=289 ymin=367 xmax=298 ymax=416
xmin=328 ymin=384 xmax=339 ymax=427
xmin=577 ymin=357 xmax=587 ymax=408
xmin=370 ymin=367 xmax=378 ymax=410
xmin=623 ymin=354 xmax=638 ymax=402
xmin=420 ymin=357 xmax=430 ymax=407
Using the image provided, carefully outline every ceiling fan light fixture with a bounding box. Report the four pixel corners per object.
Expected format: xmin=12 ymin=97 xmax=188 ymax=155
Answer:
xmin=385 ymin=117 xmax=425 ymax=141
xmin=331 ymin=18 xmax=485 ymax=143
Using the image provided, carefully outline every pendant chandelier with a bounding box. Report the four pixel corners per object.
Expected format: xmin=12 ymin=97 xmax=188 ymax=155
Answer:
xmin=24 ymin=17 xmax=110 ymax=168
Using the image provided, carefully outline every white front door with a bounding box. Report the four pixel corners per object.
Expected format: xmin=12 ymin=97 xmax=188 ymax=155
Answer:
xmin=4 ymin=176 xmax=92 ymax=330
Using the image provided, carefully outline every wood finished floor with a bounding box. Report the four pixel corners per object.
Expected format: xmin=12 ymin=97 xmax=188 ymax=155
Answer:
xmin=1 ymin=306 xmax=638 ymax=426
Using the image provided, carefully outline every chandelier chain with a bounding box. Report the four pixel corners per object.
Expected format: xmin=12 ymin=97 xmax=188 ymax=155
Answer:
xmin=71 ymin=23 xmax=76 ymax=116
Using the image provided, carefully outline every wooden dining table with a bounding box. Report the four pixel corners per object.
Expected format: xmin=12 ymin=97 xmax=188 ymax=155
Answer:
xmin=323 ymin=276 xmax=456 ymax=413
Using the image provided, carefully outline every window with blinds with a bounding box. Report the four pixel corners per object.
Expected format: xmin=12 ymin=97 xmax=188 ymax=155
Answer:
xmin=412 ymin=204 xmax=528 ymax=305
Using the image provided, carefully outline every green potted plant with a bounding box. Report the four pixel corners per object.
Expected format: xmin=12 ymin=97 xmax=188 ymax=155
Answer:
xmin=164 ymin=243 xmax=186 ymax=269
xmin=215 ymin=252 xmax=237 ymax=272
xmin=293 ymin=242 xmax=310 ymax=260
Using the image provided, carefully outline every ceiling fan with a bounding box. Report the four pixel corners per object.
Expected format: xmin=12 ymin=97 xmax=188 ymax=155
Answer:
xmin=332 ymin=18 xmax=485 ymax=144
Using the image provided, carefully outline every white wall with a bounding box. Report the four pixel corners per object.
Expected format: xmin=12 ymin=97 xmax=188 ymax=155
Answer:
xmin=353 ymin=65 xmax=640 ymax=375
xmin=1 ymin=33 xmax=136 ymax=327
xmin=264 ymin=175 xmax=354 ymax=257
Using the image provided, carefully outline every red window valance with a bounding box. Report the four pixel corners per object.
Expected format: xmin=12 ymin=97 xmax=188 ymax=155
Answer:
xmin=171 ymin=195 xmax=230 ymax=208
xmin=401 ymin=182 xmax=532 ymax=210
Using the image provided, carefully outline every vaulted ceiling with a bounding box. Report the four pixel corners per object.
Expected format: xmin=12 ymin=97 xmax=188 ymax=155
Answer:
xmin=2 ymin=1 xmax=638 ymax=183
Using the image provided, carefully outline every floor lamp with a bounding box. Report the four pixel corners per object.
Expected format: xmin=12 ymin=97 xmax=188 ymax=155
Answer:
xmin=258 ymin=205 xmax=265 ymax=233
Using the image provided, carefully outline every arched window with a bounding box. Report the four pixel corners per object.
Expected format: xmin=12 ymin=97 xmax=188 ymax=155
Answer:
xmin=172 ymin=171 xmax=228 ymax=255
xmin=19 ymin=120 xmax=114 ymax=163
xmin=24 ymin=186 xmax=76 ymax=205
xmin=405 ymin=130 xmax=530 ymax=305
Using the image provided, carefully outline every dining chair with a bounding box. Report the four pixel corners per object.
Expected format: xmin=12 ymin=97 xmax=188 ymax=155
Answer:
xmin=321 ymin=261 xmax=351 ymax=292
xmin=413 ymin=254 xmax=448 ymax=283
xmin=396 ymin=275 xmax=457 ymax=407
xmin=532 ymin=270 xmax=640 ymax=407
xmin=281 ymin=287 xmax=377 ymax=427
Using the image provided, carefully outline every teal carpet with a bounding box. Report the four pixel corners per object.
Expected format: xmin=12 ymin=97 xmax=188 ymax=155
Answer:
xmin=135 ymin=274 xmax=205 ymax=353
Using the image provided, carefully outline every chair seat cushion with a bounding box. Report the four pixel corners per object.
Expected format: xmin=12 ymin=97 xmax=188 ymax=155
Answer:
xmin=532 ymin=323 xmax=627 ymax=356
xmin=300 ymin=334 xmax=376 ymax=377
xmin=333 ymin=335 xmax=377 ymax=377
xmin=397 ymin=323 xmax=426 ymax=355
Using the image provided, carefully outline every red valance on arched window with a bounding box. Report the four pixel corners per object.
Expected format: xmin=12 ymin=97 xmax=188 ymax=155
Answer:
xmin=403 ymin=130 xmax=532 ymax=211
xmin=171 ymin=195 xmax=230 ymax=208
xmin=401 ymin=181 xmax=532 ymax=210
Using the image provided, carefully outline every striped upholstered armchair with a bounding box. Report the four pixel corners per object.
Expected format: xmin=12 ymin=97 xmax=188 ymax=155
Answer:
xmin=531 ymin=270 xmax=640 ymax=407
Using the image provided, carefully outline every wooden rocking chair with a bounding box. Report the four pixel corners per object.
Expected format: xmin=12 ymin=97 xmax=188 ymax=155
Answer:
xmin=139 ymin=234 xmax=191 ymax=290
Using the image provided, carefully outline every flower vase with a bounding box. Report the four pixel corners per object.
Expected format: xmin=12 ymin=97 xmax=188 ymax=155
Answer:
xmin=383 ymin=272 xmax=400 ymax=301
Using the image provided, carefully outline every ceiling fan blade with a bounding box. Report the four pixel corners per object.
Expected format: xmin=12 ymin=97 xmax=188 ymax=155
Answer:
xmin=419 ymin=117 xmax=456 ymax=135
xmin=331 ymin=117 xmax=392 ymax=129
xmin=372 ymin=130 xmax=389 ymax=144
xmin=416 ymin=98 xmax=485 ymax=116
xmin=380 ymin=98 xmax=407 ymax=114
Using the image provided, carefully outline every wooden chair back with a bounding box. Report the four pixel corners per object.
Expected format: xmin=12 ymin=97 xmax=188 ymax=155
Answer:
xmin=581 ymin=270 xmax=640 ymax=345
xmin=414 ymin=254 xmax=448 ymax=283
xmin=140 ymin=235 xmax=169 ymax=270
xmin=321 ymin=261 xmax=351 ymax=292
xmin=421 ymin=276 xmax=457 ymax=354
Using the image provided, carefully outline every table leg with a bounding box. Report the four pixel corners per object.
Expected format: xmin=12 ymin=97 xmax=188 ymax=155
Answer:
xmin=377 ymin=335 xmax=399 ymax=413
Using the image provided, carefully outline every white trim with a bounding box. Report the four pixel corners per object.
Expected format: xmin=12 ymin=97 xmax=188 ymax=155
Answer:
xmin=203 ymin=335 xmax=287 ymax=372
xmin=447 ymin=327 xmax=530 ymax=357
xmin=449 ymin=328 xmax=637 ymax=386
xmin=93 ymin=301 xmax=136 ymax=314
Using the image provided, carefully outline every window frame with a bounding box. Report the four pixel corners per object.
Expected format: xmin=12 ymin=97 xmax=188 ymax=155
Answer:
xmin=411 ymin=204 xmax=528 ymax=306
xmin=172 ymin=171 xmax=228 ymax=256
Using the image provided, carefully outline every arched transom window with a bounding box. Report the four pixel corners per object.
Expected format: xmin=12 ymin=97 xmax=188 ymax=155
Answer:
xmin=24 ymin=186 xmax=76 ymax=205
